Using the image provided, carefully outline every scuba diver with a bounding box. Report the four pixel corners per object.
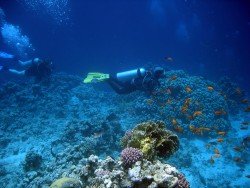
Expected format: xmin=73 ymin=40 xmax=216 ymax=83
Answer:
xmin=1 ymin=56 xmax=53 ymax=81
xmin=83 ymin=67 xmax=165 ymax=94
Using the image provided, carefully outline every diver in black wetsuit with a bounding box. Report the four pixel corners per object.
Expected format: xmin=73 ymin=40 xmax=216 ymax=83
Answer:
xmin=2 ymin=57 xmax=53 ymax=81
xmin=107 ymin=67 xmax=165 ymax=95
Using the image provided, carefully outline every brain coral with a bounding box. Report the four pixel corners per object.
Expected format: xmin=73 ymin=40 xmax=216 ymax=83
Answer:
xmin=121 ymin=121 xmax=179 ymax=160
xmin=50 ymin=177 xmax=82 ymax=188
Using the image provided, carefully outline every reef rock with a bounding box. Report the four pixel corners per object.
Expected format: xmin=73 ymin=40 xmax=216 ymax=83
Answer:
xmin=121 ymin=121 xmax=179 ymax=160
xmin=62 ymin=155 xmax=189 ymax=188
xmin=50 ymin=177 xmax=82 ymax=188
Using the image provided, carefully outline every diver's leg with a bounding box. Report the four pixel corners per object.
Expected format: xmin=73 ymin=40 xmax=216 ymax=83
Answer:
xmin=107 ymin=77 xmax=129 ymax=94
xmin=8 ymin=69 xmax=25 ymax=76
xmin=18 ymin=60 xmax=33 ymax=67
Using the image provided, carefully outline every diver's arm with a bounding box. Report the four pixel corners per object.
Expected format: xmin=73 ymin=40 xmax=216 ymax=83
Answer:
xmin=18 ymin=60 xmax=33 ymax=66
xmin=8 ymin=69 xmax=25 ymax=76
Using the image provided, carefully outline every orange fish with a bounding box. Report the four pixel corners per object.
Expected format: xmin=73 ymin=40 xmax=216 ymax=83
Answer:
xmin=212 ymin=125 xmax=219 ymax=130
xmin=170 ymin=75 xmax=177 ymax=81
xmin=165 ymin=56 xmax=174 ymax=62
xmin=146 ymin=99 xmax=154 ymax=105
xmin=214 ymin=148 xmax=220 ymax=155
xmin=166 ymin=88 xmax=172 ymax=94
xmin=193 ymin=111 xmax=202 ymax=117
xmin=244 ymin=106 xmax=250 ymax=112
xmin=93 ymin=132 xmax=103 ymax=138
xmin=214 ymin=110 xmax=227 ymax=116
xmin=207 ymin=86 xmax=214 ymax=91
xmin=233 ymin=157 xmax=242 ymax=163
xmin=214 ymin=153 xmax=221 ymax=158
xmin=241 ymin=122 xmax=249 ymax=125
xmin=173 ymin=125 xmax=184 ymax=133
xmin=217 ymin=138 xmax=224 ymax=143
xmin=152 ymin=91 xmax=159 ymax=96
xmin=240 ymin=126 xmax=248 ymax=130
xmin=209 ymin=156 xmax=215 ymax=164
xmin=189 ymin=125 xmax=195 ymax=131
xmin=233 ymin=146 xmax=243 ymax=152
xmin=217 ymin=131 xmax=226 ymax=136
xmin=235 ymin=87 xmax=242 ymax=95
xmin=189 ymin=125 xmax=210 ymax=135
xmin=201 ymin=127 xmax=211 ymax=131
xmin=185 ymin=86 xmax=192 ymax=93
xmin=159 ymin=102 xmax=166 ymax=107
xmin=241 ymin=99 xmax=248 ymax=104
xmin=206 ymin=143 xmax=211 ymax=149
xmin=172 ymin=119 xmax=178 ymax=126
xmin=181 ymin=98 xmax=191 ymax=113
xmin=167 ymin=99 xmax=172 ymax=104
xmin=181 ymin=107 xmax=187 ymax=113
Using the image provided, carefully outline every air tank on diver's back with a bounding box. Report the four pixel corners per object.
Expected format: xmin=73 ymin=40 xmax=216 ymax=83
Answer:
xmin=116 ymin=68 xmax=146 ymax=82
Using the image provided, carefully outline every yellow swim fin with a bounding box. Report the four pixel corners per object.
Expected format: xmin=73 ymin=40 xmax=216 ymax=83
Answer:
xmin=83 ymin=72 xmax=110 ymax=83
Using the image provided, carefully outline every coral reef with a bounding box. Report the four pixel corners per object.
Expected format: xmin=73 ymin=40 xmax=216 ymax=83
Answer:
xmin=60 ymin=155 xmax=189 ymax=188
xmin=134 ymin=70 xmax=231 ymax=136
xmin=23 ymin=151 xmax=42 ymax=171
xmin=0 ymin=166 xmax=7 ymax=177
xmin=218 ymin=76 xmax=246 ymax=115
xmin=121 ymin=121 xmax=179 ymax=160
xmin=121 ymin=147 xmax=143 ymax=167
xmin=0 ymin=71 xmax=247 ymax=187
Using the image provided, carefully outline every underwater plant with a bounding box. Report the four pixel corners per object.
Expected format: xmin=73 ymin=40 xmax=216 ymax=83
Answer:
xmin=121 ymin=121 xmax=179 ymax=160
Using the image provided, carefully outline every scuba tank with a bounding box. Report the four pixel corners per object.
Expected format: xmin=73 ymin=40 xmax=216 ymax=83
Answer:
xmin=116 ymin=68 xmax=146 ymax=82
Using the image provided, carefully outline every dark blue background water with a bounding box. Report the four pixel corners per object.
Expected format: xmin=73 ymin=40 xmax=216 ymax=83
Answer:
xmin=1 ymin=0 xmax=250 ymax=88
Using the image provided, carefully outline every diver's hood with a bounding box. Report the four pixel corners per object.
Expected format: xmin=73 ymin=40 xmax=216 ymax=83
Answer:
xmin=33 ymin=58 xmax=42 ymax=64
xmin=153 ymin=67 xmax=165 ymax=78
xmin=116 ymin=68 xmax=146 ymax=82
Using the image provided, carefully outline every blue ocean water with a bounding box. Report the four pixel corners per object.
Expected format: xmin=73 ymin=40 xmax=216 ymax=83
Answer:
xmin=0 ymin=0 xmax=249 ymax=187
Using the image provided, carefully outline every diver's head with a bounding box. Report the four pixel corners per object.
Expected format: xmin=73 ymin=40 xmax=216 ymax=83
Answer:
xmin=33 ymin=58 xmax=42 ymax=64
xmin=153 ymin=67 xmax=165 ymax=79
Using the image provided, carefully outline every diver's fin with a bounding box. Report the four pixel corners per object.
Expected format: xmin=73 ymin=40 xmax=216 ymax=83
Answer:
xmin=83 ymin=72 xmax=110 ymax=83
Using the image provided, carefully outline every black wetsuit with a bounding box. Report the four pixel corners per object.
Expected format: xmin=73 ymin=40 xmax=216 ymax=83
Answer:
xmin=107 ymin=70 xmax=160 ymax=95
xmin=25 ymin=59 xmax=52 ymax=81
